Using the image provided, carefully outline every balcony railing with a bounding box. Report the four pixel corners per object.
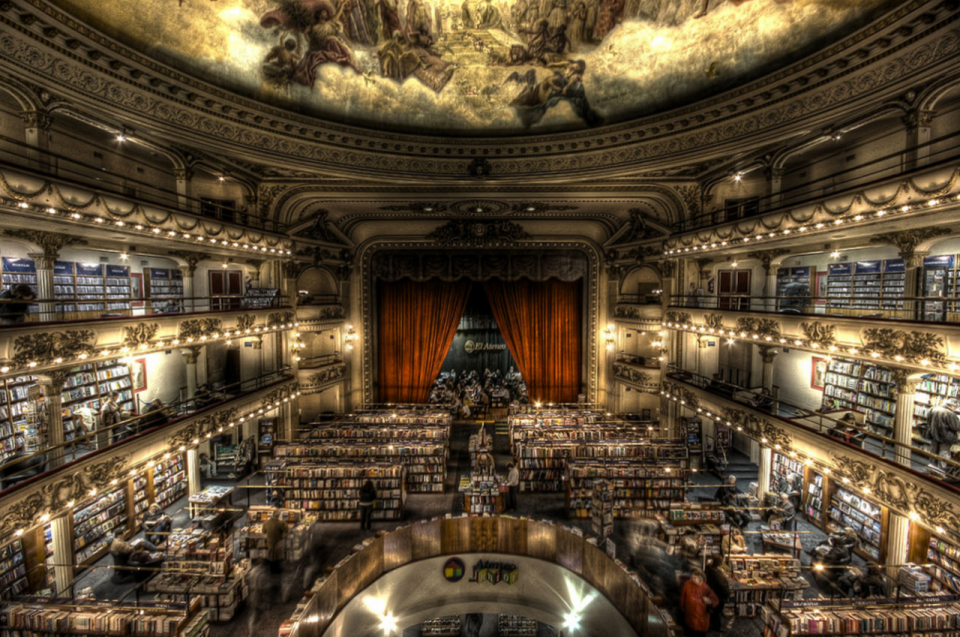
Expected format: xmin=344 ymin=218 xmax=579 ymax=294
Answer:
xmin=0 ymin=136 xmax=287 ymax=232
xmin=617 ymin=293 xmax=662 ymax=305
xmin=668 ymin=293 xmax=960 ymax=324
xmin=666 ymin=367 xmax=950 ymax=481
xmin=0 ymin=367 xmax=294 ymax=495
xmin=674 ymin=132 xmax=960 ymax=234
xmin=0 ymin=293 xmax=290 ymax=326
xmin=298 ymin=353 xmax=342 ymax=369
xmin=616 ymin=352 xmax=659 ymax=367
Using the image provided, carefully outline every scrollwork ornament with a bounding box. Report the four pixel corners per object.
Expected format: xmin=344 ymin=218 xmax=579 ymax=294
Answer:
xmin=122 ymin=323 xmax=159 ymax=348
xmin=236 ymin=315 xmax=257 ymax=332
xmin=13 ymin=330 xmax=95 ymax=366
xmin=861 ymin=328 xmax=946 ymax=364
xmin=268 ymin=311 xmax=295 ymax=327
xmin=704 ymin=314 xmax=725 ymax=331
xmin=734 ymin=317 xmax=781 ymax=340
xmin=800 ymin=321 xmax=836 ymax=347
xmin=665 ymin=311 xmax=692 ymax=325
xmin=178 ymin=318 xmax=222 ymax=341
xmin=308 ymin=363 xmax=347 ymax=387
xmin=614 ymin=305 xmax=640 ymax=320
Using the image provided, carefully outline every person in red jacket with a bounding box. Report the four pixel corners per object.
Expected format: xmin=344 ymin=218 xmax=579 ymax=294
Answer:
xmin=680 ymin=569 xmax=720 ymax=637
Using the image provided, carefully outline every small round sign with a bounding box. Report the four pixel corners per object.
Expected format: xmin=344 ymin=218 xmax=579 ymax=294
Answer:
xmin=443 ymin=557 xmax=466 ymax=582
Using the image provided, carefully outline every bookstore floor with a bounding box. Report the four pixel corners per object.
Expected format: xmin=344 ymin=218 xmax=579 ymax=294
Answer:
xmin=62 ymin=425 xmax=852 ymax=637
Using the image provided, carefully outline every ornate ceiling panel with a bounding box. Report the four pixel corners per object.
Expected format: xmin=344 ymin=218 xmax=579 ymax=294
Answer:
xmin=0 ymin=0 xmax=954 ymax=179
xmin=45 ymin=0 xmax=895 ymax=135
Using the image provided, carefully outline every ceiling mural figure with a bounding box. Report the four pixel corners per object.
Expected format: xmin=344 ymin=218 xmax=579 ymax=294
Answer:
xmin=53 ymin=0 xmax=894 ymax=134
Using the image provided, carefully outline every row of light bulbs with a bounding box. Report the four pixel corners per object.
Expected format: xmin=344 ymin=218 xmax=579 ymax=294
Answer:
xmin=662 ymin=320 xmax=960 ymax=373
xmin=0 ymin=322 xmax=299 ymax=378
xmin=13 ymin=387 xmax=303 ymax=538
xmin=7 ymin=199 xmax=292 ymax=255
xmin=660 ymin=389 xmax=950 ymax=537
xmin=663 ymin=195 xmax=958 ymax=256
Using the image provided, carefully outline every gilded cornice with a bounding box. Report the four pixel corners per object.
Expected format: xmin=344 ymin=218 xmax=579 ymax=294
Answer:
xmin=0 ymin=1 xmax=955 ymax=180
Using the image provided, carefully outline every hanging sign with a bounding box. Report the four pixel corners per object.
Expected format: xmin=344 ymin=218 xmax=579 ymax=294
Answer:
xmin=464 ymin=340 xmax=507 ymax=354
xmin=468 ymin=559 xmax=519 ymax=585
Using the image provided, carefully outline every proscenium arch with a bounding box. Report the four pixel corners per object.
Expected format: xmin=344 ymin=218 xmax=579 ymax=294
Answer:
xmin=318 ymin=554 xmax=639 ymax=637
xmin=356 ymin=239 xmax=603 ymax=405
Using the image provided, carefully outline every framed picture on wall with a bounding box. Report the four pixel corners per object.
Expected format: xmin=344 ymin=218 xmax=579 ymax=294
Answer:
xmin=811 ymin=356 xmax=828 ymax=391
xmin=131 ymin=357 xmax=147 ymax=393
xmin=130 ymin=273 xmax=144 ymax=308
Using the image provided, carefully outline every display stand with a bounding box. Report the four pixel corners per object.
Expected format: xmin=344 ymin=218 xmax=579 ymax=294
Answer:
xmin=591 ymin=479 xmax=614 ymax=539
xmin=727 ymin=555 xmax=808 ymax=617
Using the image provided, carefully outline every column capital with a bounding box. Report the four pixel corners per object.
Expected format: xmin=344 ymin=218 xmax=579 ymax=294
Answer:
xmin=19 ymin=109 xmax=53 ymax=131
xmin=758 ymin=345 xmax=779 ymax=364
xmin=180 ymin=346 xmax=202 ymax=364
xmin=904 ymin=251 xmax=928 ymax=270
xmin=34 ymin=370 xmax=70 ymax=389
xmin=891 ymin=369 xmax=922 ymax=396
xmin=173 ymin=168 xmax=194 ymax=182
xmin=27 ymin=252 xmax=56 ymax=270
xmin=903 ymin=109 xmax=935 ymax=129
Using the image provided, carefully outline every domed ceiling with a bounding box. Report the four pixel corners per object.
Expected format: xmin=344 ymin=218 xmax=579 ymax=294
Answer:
xmin=53 ymin=0 xmax=896 ymax=135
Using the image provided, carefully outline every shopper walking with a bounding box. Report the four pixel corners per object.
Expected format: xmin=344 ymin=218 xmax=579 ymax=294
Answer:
xmin=263 ymin=510 xmax=286 ymax=573
xmin=776 ymin=492 xmax=797 ymax=531
xmin=506 ymin=462 xmax=520 ymax=511
xmin=679 ymin=569 xmax=719 ymax=637
xmin=358 ymin=480 xmax=376 ymax=531
xmin=245 ymin=560 xmax=273 ymax=637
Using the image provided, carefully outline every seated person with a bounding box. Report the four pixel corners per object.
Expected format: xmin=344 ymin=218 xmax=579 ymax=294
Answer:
xmin=140 ymin=504 xmax=171 ymax=546
xmin=199 ymin=452 xmax=215 ymax=479
xmin=752 ymin=387 xmax=774 ymax=411
xmin=127 ymin=546 xmax=164 ymax=568
xmin=809 ymin=527 xmax=858 ymax=567
xmin=138 ymin=399 xmax=169 ymax=431
xmin=836 ymin=565 xmax=885 ymax=598
xmin=109 ymin=535 xmax=158 ymax=558
xmin=193 ymin=384 xmax=216 ymax=410
xmin=828 ymin=413 xmax=862 ymax=445
xmin=722 ymin=527 xmax=748 ymax=557
xmin=778 ymin=472 xmax=802 ymax=512
xmin=714 ymin=475 xmax=750 ymax=528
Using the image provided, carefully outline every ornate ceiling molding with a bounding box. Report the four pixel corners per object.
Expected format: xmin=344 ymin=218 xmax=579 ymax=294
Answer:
xmin=0 ymin=1 xmax=954 ymax=179
xmin=425 ymin=220 xmax=532 ymax=248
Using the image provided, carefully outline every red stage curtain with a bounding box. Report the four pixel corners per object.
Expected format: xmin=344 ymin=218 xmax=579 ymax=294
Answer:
xmin=378 ymin=279 xmax=472 ymax=403
xmin=483 ymin=279 xmax=582 ymax=403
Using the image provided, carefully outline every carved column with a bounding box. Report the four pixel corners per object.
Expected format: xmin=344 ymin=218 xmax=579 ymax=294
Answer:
xmin=759 ymin=345 xmax=779 ymax=414
xmin=50 ymin=513 xmax=74 ymax=596
xmin=182 ymin=347 xmax=201 ymax=405
xmin=280 ymin=399 xmax=298 ymax=442
xmin=186 ymin=449 xmax=202 ymax=498
xmin=178 ymin=265 xmax=196 ymax=313
xmin=903 ymin=253 xmax=926 ymax=321
xmin=885 ymin=512 xmax=910 ymax=580
xmin=892 ymin=372 xmax=921 ymax=467
xmin=35 ymin=372 xmax=67 ymax=469
xmin=903 ymin=109 xmax=935 ymax=171
xmin=20 ymin=110 xmax=53 ymax=171
xmin=247 ymin=260 xmax=263 ymax=289
xmin=660 ymin=260 xmax=677 ymax=433
xmin=28 ymin=253 xmax=56 ymax=323
xmin=174 ymin=168 xmax=195 ymax=212
xmin=758 ymin=445 xmax=773 ymax=496
xmin=765 ymin=167 xmax=785 ymax=211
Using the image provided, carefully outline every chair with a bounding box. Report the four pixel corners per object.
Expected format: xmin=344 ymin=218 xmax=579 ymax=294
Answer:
xmin=0 ymin=453 xmax=48 ymax=490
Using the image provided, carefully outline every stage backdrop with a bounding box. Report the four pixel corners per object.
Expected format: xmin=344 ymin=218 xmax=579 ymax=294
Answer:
xmin=377 ymin=279 xmax=473 ymax=403
xmin=440 ymin=286 xmax=518 ymax=377
xmin=483 ymin=279 xmax=582 ymax=404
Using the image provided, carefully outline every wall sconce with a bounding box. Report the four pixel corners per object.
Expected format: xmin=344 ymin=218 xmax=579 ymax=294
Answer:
xmin=602 ymin=324 xmax=615 ymax=351
xmin=344 ymin=325 xmax=358 ymax=351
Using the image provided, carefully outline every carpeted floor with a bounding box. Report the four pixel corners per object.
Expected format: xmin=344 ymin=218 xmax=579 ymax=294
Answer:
xmin=64 ymin=422 xmax=867 ymax=637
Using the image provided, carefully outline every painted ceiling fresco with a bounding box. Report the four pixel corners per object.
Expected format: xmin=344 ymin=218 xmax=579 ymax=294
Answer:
xmin=52 ymin=0 xmax=895 ymax=134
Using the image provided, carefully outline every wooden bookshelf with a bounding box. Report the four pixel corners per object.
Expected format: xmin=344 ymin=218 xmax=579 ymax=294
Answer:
xmin=150 ymin=454 xmax=187 ymax=510
xmin=565 ymin=460 xmax=686 ymax=519
xmin=274 ymin=440 xmax=446 ymax=493
xmin=1 ymin=600 xmax=210 ymax=637
xmin=821 ymin=357 xmax=896 ymax=435
xmin=273 ymin=461 xmax=405 ymax=521
xmin=761 ymin=598 xmax=960 ymax=637
xmin=72 ymin=485 xmax=129 ymax=566
xmin=825 ymin=484 xmax=886 ymax=562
